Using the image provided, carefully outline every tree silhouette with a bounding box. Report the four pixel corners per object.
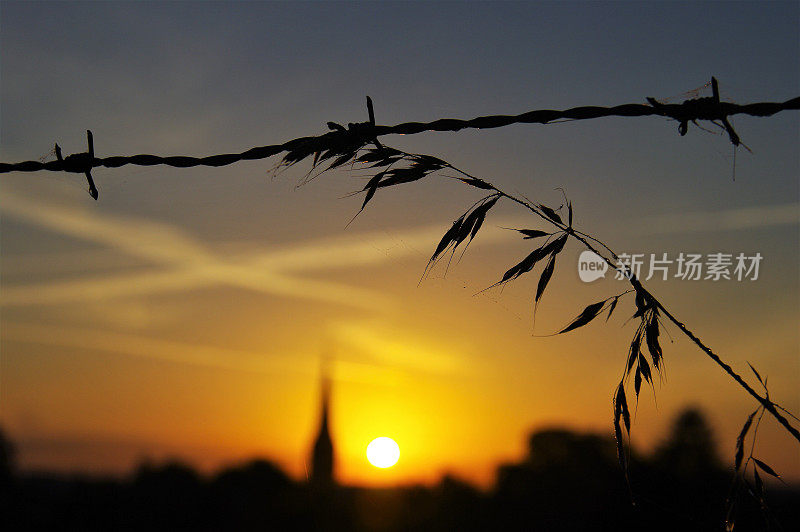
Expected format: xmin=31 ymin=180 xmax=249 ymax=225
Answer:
xmin=653 ymin=407 xmax=722 ymax=476
xmin=1 ymin=418 xmax=797 ymax=530
xmin=0 ymin=428 xmax=15 ymax=484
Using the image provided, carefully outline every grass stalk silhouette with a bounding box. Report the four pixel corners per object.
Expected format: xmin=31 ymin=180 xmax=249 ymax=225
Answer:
xmin=283 ymin=139 xmax=800 ymax=444
xmin=276 ymin=139 xmax=798 ymax=527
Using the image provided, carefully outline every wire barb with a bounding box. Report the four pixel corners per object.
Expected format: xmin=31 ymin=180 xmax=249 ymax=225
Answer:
xmin=54 ymin=130 xmax=98 ymax=200
xmin=647 ymin=77 xmax=743 ymax=145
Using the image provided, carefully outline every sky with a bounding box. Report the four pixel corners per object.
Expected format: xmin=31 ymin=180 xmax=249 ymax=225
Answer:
xmin=1 ymin=1 xmax=798 ymax=487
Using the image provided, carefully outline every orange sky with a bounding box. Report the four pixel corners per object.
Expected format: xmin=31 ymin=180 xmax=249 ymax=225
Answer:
xmin=1 ymin=180 xmax=798 ymax=487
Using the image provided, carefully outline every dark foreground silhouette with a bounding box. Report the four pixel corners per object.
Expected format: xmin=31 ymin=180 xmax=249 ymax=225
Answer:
xmin=2 ymin=408 xmax=798 ymax=531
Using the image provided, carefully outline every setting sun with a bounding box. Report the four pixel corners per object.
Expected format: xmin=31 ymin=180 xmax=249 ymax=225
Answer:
xmin=366 ymin=437 xmax=400 ymax=468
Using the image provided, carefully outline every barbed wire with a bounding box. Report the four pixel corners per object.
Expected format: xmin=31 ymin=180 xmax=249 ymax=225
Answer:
xmin=1 ymin=77 xmax=797 ymax=200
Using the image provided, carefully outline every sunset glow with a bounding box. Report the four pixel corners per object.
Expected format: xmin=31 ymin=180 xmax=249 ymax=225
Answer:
xmin=366 ymin=437 xmax=400 ymax=469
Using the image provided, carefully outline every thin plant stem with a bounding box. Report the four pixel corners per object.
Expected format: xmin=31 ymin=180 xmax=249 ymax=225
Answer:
xmin=433 ymin=158 xmax=800 ymax=444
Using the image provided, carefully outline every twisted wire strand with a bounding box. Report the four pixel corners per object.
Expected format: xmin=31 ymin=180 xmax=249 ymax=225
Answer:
xmin=1 ymin=96 xmax=798 ymax=175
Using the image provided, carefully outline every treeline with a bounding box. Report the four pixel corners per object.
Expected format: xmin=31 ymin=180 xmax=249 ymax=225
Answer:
xmin=1 ymin=408 xmax=798 ymax=530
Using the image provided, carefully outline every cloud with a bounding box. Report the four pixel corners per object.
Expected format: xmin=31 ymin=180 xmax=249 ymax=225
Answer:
xmin=632 ymin=202 xmax=799 ymax=235
xmin=328 ymin=319 xmax=472 ymax=377
xmin=1 ymin=269 xmax=208 ymax=306
xmin=4 ymin=188 xmax=796 ymax=314
xmin=2 ymin=321 xmax=302 ymax=374
xmin=0 ymin=188 xmax=518 ymax=309
xmin=2 ymin=320 xmax=412 ymax=386
xmin=0 ymin=190 xmax=402 ymax=310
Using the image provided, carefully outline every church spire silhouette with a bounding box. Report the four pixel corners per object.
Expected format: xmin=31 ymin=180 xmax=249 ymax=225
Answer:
xmin=310 ymin=361 xmax=334 ymax=488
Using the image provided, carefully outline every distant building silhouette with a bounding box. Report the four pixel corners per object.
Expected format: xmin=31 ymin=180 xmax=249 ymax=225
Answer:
xmin=652 ymin=406 xmax=722 ymax=476
xmin=310 ymin=372 xmax=334 ymax=489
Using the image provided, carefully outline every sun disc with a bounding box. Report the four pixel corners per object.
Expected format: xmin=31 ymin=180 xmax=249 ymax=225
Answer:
xmin=366 ymin=437 xmax=400 ymax=468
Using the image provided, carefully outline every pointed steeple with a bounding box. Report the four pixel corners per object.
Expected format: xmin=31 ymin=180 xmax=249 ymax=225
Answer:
xmin=310 ymin=361 xmax=334 ymax=488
